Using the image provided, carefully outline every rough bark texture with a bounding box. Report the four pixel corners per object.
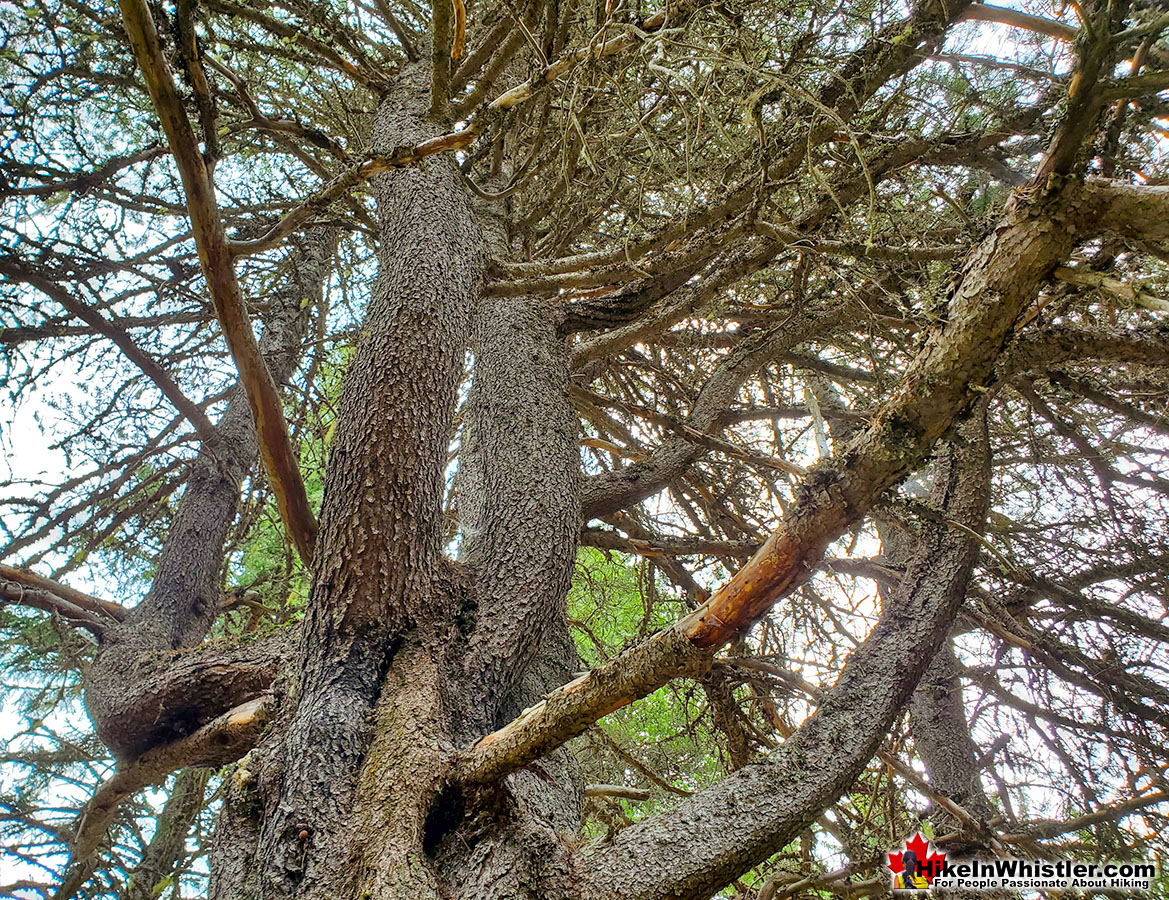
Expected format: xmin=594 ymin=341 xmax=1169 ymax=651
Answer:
xmin=84 ymin=229 xmax=337 ymax=761
xmin=124 ymin=768 xmax=210 ymax=900
xmin=457 ymin=290 xmax=580 ymax=736
xmin=215 ymin=60 xmax=585 ymax=900
xmin=235 ymin=61 xmax=484 ymax=900
xmin=435 ymin=280 xmax=585 ymax=894
xmin=910 ymin=644 xmax=998 ymax=832
xmin=457 ymin=178 xmax=1104 ymax=790
xmin=578 ymin=412 xmax=991 ymax=900
xmin=815 ymin=376 xmax=1001 ymax=853
xmin=23 ymin=0 xmax=1168 ymax=897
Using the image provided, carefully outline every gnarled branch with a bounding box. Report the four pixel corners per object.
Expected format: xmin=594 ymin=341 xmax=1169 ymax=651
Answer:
xmin=53 ymin=694 xmax=275 ymax=900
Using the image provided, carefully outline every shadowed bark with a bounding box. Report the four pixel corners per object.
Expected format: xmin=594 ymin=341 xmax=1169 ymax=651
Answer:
xmin=457 ymin=291 xmax=581 ymax=736
xmin=455 ymin=173 xmax=1118 ymax=790
xmin=30 ymin=0 xmax=1167 ymax=897
xmin=910 ymin=644 xmax=999 ymax=841
xmin=84 ymin=229 xmax=337 ymax=761
xmin=238 ymin=60 xmax=485 ymax=900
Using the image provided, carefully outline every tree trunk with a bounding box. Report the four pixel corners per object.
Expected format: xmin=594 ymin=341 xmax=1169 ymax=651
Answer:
xmin=212 ymin=62 xmax=584 ymax=900
xmin=84 ymin=227 xmax=337 ymax=761
xmin=124 ymin=768 xmax=210 ymax=900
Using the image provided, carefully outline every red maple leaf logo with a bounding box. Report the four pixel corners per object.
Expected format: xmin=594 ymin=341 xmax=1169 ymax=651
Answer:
xmin=887 ymin=831 xmax=947 ymax=888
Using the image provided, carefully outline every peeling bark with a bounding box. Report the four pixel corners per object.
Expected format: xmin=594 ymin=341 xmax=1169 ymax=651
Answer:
xmin=578 ymin=412 xmax=991 ymax=900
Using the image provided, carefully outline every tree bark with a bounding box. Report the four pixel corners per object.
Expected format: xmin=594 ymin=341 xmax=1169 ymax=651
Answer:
xmin=812 ymin=374 xmax=1002 ymax=854
xmin=84 ymin=228 xmax=337 ymax=761
xmin=124 ymin=768 xmax=210 ymax=900
xmin=75 ymin=6 xmax=1149 ymax=899
xmin=909 ymin=643 xmax=998 ymax=834
xmin=234 ymin=60 xmax=484 ymax=900
xmin=456 ymin=288 xmax=580 ymax=737
xmin=214 ymin=59 xmax=585 ymax=900
xmin=578 ymin=411 xmax=991 ymax=900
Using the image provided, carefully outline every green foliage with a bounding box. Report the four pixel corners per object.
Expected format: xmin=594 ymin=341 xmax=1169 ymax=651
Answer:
xmin=568 ymin=549 xmax=725 ymax=837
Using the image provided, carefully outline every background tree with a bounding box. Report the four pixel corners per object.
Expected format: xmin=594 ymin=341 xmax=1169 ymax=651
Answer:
xmin=1 ymin=0 xmax=1168 ymax=897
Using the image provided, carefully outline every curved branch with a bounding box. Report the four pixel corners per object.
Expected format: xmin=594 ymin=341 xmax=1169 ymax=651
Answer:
xmin=960 ymin=3 xmax=1078 ymax=41
xmin=578 ymin=414 xmax=990 ymax=900
xmin=581 ymin=313 xmax=836 ymax=520
xmin=456 ymin=166 xmax=1119 ymax=789
xmin=0 ymin=565 xmax=126 ymax=622
xmin=52 ymin=694 xmax=275 ymax=900
xmin=1002 ymin=323 xmax=1169 ymax=374
xmin=0 ymin=261 xmax=219 ymax=444
xmin=0 ymin=582 xmax=108 ymax=637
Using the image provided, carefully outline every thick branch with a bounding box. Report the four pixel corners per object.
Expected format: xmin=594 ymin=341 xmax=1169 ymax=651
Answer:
xmin=960 ymin=3 xmax=1078 ymax=41
xmin=0 ymin=565 xmax=125 ymax=622
xmin=87 ymin=631 xmax=289 ymax=761
xmin=909 ymin=642 xmax=999 ymax=847
xmin=578 ymin=415 xmax=990 ymax=900
xmin=456 ymin=172 xmax=1112 ymax=789
xmin=0 ymin=582 xmax=109 ymax=637
xmin=1003 ymin=322 xmax=1169 ymax=374
xmin=431 ymin=0 xmax=454 ymax=115
xmin=456 ymin=293 xmax=581 ymax=735
xmin=1083 ymin=179 xmax=1169 ymax=245
xmin=81 ymin=230 xmax=335 ymax=765
xmin=53 ymin=695 xmax=274 ymax=900
xmin=118 ymin=0 xmax=317 ymax=563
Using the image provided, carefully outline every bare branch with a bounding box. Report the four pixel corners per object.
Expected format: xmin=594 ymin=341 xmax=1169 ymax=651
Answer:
xmin=0 ymin=565 xmax=126 ymax=623
xmin=959 ymin=3 xmax=1078 ymax=42
xmin=1004 ymin=791 xmax=1169 ymax=841
xmin=431 ymin=0 xmax=454 ymax=116
xmin=456 ymin=162 xmax=1118 ymax=789
xmin=0 ymin=583 xmax=108 ymax=637
xmin=52 ymin=695 xmax=275 ymax=900
xmin=117 ymin=0 xmax=318 ymax=563
xmin=578 ymin=414 xmax=990 ymax=900
xmin=0 ymin=261 xmax=220 ymax=444
xmin=585 ymin=784 xmax=652 ymax=801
